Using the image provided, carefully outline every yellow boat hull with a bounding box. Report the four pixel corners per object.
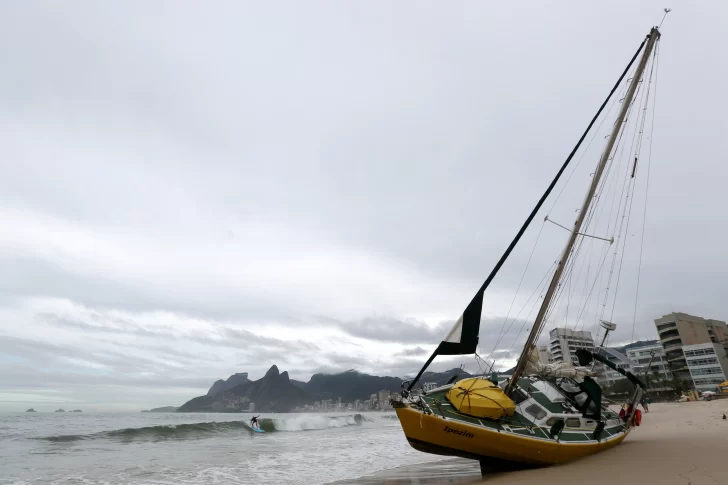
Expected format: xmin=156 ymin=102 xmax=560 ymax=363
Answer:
xmin=394 ymin=404 xmax=630 ymax=469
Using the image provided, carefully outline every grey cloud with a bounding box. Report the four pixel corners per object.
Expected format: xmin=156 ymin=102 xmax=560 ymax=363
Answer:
xmin=0 ymin=334 xmax=194 ymax=376
xmin=326 ymin=316 xmax=450 ymax=344
xmin=41 ymin=311 xmax=317 ymax=354
xmin=92 ymin=338 xmax=220 ymax=363
xmin=329 ymin=314 xmax=534 ymax=360
xmin=0 ymin=365 xmax=213 ymax=392
xmin=2 ymin=1 xmax=727 ymax=410
xmin=394 ymin=346 xmax=429 ymax=357
xmin=1 ymin=257 xmax=299 ymax=322
xmin=39 ymin=312 xmax=172 ymax=339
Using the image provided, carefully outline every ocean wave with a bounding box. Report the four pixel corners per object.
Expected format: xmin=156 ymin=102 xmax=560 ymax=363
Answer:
xmin=264 ymin=414 xmax=362 ymax=432
xmin=33 ymin=414 xmax=371 ymax=442
xmin=34 ymin=421 xmax=249 ymax=442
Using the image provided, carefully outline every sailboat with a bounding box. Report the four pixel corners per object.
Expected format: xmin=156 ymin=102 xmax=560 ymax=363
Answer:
xmin=392 ymin=24 xmax=663 ymax=471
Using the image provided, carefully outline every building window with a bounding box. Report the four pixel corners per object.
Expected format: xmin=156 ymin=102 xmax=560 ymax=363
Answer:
xmin=693 ymin=377 xmax=725 ymax=385
xmin=691 ymin=367 xmax=724 ymax=376
xmin=684 ymin=348 xmax=716 ymax=358
xmin=688 ymin=358 xmax=719 ymax=366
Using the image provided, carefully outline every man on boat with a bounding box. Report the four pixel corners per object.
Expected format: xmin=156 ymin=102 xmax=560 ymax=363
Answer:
xmin=618 ymin=403 xmax=634 ymax=422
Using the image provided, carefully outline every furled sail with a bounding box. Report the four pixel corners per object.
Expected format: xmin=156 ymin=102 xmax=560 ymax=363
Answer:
xmin=523 ymin=346 xmax=596 ymax=379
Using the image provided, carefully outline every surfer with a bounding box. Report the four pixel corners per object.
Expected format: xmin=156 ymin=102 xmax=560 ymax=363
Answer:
xmin=250 ymin=415 xmax=260 ymax=430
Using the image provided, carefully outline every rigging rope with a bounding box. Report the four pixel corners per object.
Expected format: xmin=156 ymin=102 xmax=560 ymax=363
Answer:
xmin=631 ymin=40 xmax=661 ymax=341
xmin=540 ymin=63 xmax=639 ymax=337
xmin=605 ymin=76 xmax=651 ymax=326
xmin=594 ymin=75 xmax=646 ymax=338
xmin=471 ymin=35 xmax=653 ymax=376
xmin=545 ymin=88 xmax=625 ymax=216
xmin=605 ymin=43 xmax=660 ymax=336
xmin=490 ymin=222 xmax=546 ymax=357
xmin=492 ymin=260 xmax=559 ymax=371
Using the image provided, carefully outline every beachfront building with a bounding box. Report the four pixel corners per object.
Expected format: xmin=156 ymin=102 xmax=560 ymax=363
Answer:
xmin=537 ymin=345 xmax=551 ymax=364
xmin=593 ymin=341 xmax=673 ymax=392
xmin=423 ymin=382 xmax=437 ymax=392
xmin=549 ymin=328 xmax=594 ymax=365
xmin=378 ymin=390 xmax=391 ymax=410
xmin=594 ymin=347 xmax=632 ymax=388
xmin=655 ymin=313 xmax=728 ymax=385
xmin=626 ymin=343 xmax=672 ymax=384
xmin=683 ymin=343 xmax=728 ymax=393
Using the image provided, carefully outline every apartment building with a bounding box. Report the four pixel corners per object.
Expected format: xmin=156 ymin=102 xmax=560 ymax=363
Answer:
xmin=654 ymin=312 xmax=728 ymax=385
xmin=537 ymin=345 xmax=551 ymax=365
xmin=549 ymin=328 xmax=594 ymax=364
xmin=594 ymin=347 xmax=632 ymax=388
xmin=683 ymin=343 xmax=728 ymax=392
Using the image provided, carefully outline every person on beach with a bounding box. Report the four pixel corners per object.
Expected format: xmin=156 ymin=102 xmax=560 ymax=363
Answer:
xmin=641 ymin=394 xmax=650 ymax=412
xmin=619 ymin=403 xmax=634 ymax=422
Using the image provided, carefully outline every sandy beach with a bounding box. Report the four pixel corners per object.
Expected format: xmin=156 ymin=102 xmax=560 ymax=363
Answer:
xmin=474 ymin=400 xmax=728 ymax=485
xmin=341 ymin=400 xmax=728 ymax=485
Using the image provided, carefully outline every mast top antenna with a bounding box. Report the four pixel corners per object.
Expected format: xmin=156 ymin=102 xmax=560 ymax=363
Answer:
xmin=659 ymin=8 xmax=671 ymax=28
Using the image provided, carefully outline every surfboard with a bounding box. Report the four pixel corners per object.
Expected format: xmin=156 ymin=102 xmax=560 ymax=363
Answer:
xmin=246 ymin=422 xmax=265 ymax=433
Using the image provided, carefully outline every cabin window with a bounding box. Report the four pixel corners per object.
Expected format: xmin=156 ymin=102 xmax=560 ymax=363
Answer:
xmin=511 ymin=388 xmax=528 ymax=404
xmin=565 ymin=418 xmax=581 ymax=427
xmin=525 ymin=403 xmax=547 ymax=420
xmin=531 ymin=380 xmax=566 ymax=402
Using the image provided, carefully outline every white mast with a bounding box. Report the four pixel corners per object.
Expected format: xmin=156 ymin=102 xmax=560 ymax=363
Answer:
xmin=505 ymin=27 xmax=661 ymax=395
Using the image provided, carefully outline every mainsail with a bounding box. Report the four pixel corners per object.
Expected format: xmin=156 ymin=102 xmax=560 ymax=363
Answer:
xmin=405 ymin=294 xmax=482 ymax=391
xmin=436 ymin=296 xmax=482 ymax=356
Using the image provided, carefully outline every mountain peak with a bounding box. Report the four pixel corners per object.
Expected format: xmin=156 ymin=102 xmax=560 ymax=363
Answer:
xmin=180 ymin=365 xmax=308 ymax=413
xmin=265 ymin=365 xmax=280 ymax=378
xmin=207 ymin=372 xmax=250 ymax=395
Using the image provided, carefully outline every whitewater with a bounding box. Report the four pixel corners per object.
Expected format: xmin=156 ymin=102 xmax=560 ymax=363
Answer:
xmin=0 ymin=411 xmax=450 ymax=484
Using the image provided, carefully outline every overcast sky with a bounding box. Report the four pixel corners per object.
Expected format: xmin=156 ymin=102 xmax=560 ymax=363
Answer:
xmin=1 ymin=2 xmax=727 ymax=411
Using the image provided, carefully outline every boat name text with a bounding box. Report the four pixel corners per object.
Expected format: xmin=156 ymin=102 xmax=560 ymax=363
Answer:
xmin=443 ymin=426 xmax=474 ymax=439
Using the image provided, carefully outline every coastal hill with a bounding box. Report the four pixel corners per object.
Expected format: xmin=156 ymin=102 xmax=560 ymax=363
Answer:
xmin=179 ymin=366 xmax=474 ymax=412
xmin=141 ymin=406 xmax=178 ymax=413
xmin=179 ymin=365 xmax=309 ymax=413
xmin=305 ymin=370 xmax=401 ymax=401
xmin=207 ymin=373 xmax=250 ymax=395
xmin=304 ymin=368 xmax=472 ymax=401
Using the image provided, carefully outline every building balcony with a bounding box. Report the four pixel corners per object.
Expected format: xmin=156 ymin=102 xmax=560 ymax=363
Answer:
xmin=656 ymin=322 xmax=676 ymax=332
xmin=659 ymin=328 xmax=680 ymax=339
xmin=660 ymin=334 xmax=682 ymax=344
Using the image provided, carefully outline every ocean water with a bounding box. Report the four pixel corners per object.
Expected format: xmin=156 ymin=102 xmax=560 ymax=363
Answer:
xmin=0 ymin=411 xmax=476 ymax=485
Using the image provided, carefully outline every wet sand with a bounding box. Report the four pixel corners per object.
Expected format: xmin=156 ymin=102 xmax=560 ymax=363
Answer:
xmin=342 ymin=400 xmax=728 ymax=485
xmin=332 ymin=458 xmax=481 ymax=484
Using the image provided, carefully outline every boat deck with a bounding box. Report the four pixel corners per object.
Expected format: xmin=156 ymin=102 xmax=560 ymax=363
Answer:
xmin=419 ymin=379 xmax=625 ymax=443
